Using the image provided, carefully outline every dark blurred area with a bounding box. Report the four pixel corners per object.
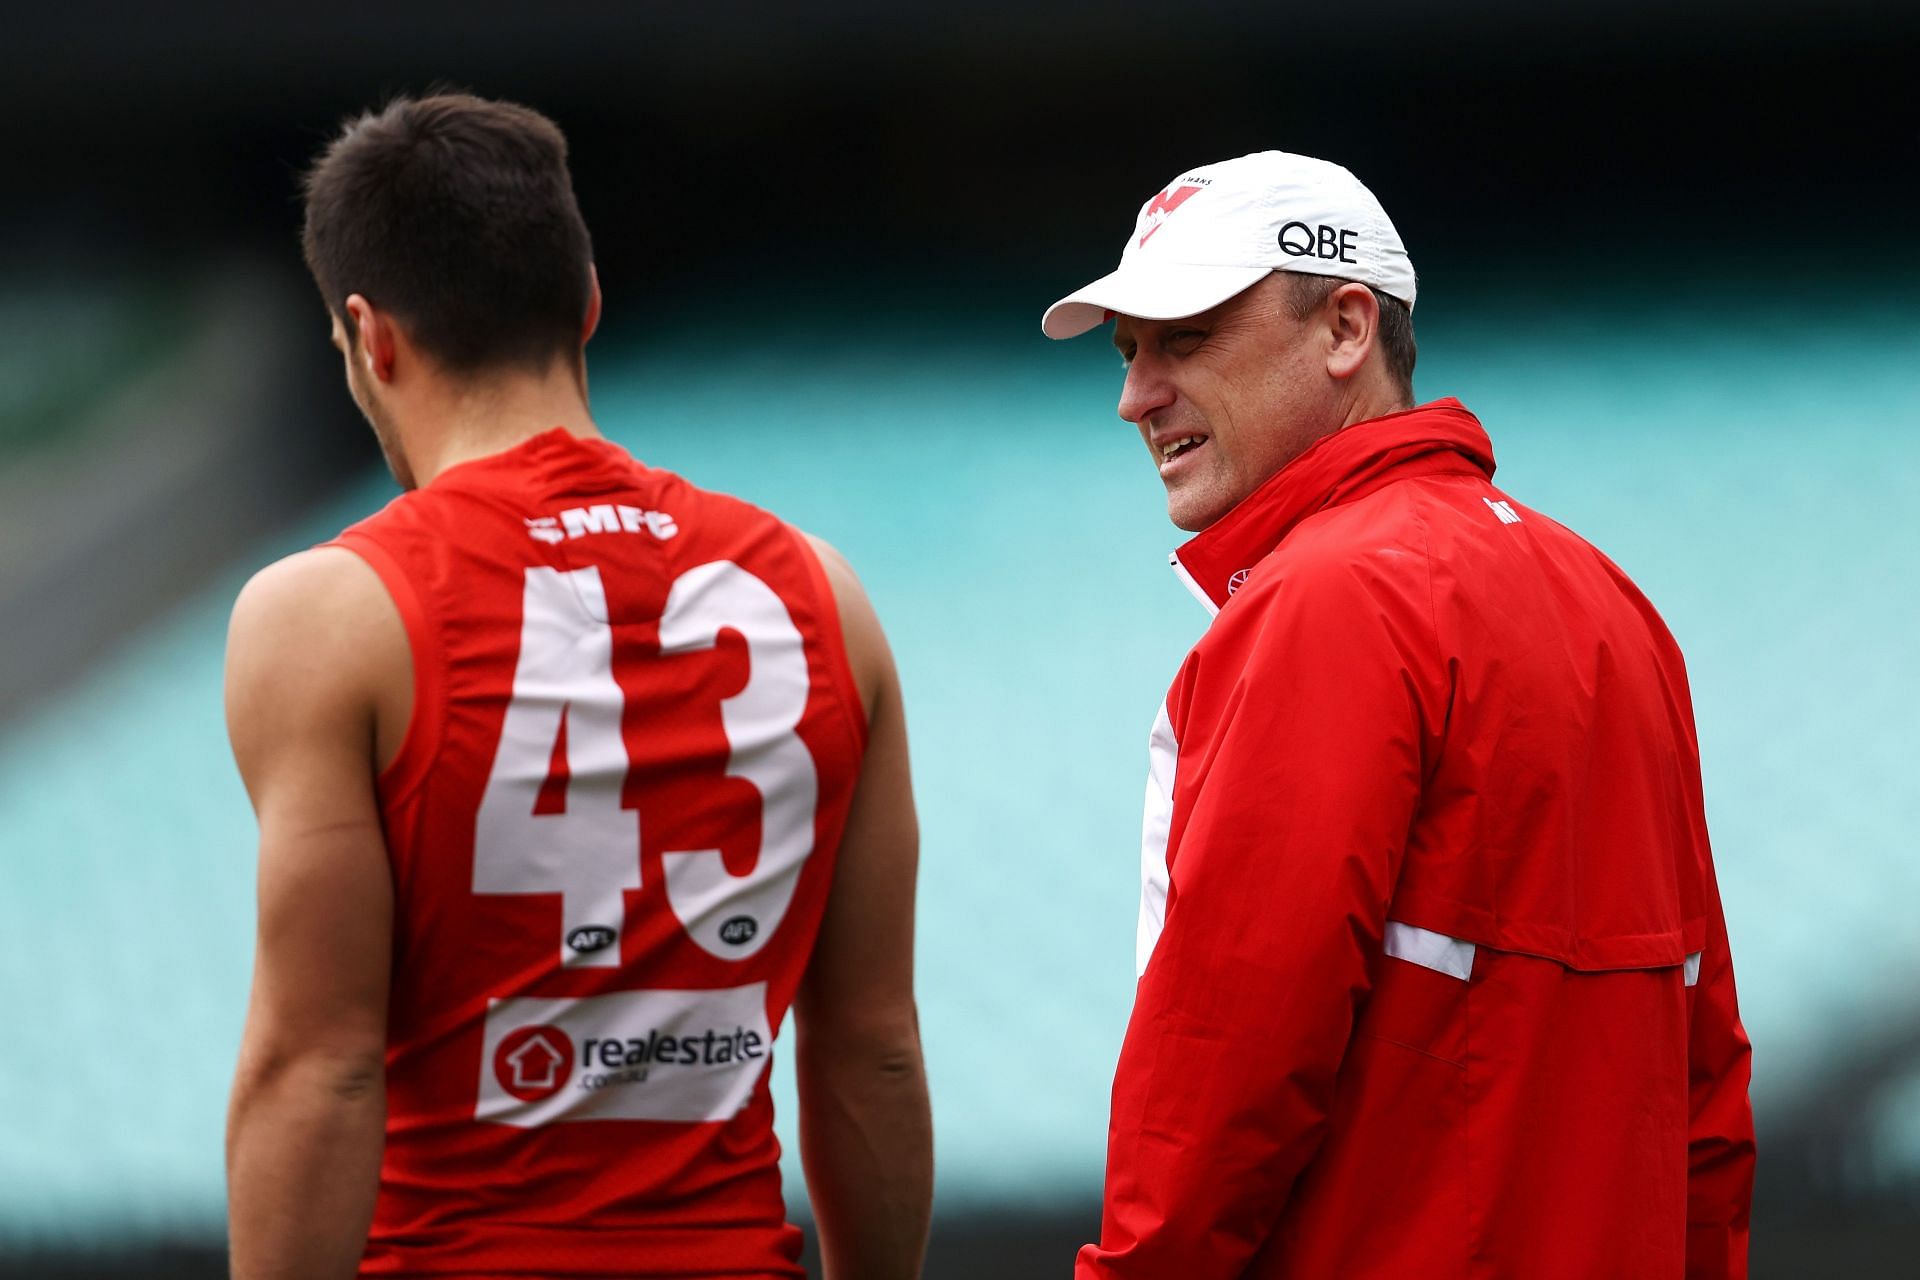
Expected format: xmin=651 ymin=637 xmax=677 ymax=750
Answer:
xmin=2 ymin=2 xmax=1915 ymax=1274
xmin=9 ymin=1 xmax=1918 ymax=289
xmin=7 ymin=0 xmax=1916 ymax=721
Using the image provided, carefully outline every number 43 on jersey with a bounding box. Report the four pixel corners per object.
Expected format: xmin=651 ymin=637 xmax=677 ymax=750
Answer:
xmin=473 ymin=562 xmax=819 ymax=967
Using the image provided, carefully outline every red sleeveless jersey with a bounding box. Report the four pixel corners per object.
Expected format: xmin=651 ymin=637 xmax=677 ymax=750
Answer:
xmin=327 ymin=429 xmax=866 ymax=1277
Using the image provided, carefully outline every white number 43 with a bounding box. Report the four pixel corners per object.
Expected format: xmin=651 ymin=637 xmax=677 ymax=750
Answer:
xmin=473 ymin=562 xmax=819 ymax=967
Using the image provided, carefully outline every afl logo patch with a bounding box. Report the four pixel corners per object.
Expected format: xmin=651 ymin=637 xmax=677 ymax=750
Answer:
xmin=719 ymin=916 xmax=759 ymax=946
xmin=567 ymin=925 xmax=617 ymax=954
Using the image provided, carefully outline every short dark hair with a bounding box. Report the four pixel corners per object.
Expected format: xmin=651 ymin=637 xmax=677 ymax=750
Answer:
xmin=301 ymin=93 xmax=594 ymax=375
xmin=1283 ymin=271 xmax=1417 ymax=403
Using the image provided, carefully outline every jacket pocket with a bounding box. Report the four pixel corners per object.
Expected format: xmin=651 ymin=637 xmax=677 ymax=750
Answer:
xmin=1356 ymin=920 xmax=1474 ymax=1066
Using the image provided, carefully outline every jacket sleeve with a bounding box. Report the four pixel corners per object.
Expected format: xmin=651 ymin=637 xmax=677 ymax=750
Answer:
xmin=1076 ymin=559 xmax=1439 ymax=1279
xmin=1684 ymin=848 xmax=1755 ymax=1279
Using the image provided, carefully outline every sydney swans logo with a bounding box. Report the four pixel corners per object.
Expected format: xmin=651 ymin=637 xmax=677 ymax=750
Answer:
xmin=1137 ymin=182 xmax=1206 ymax=247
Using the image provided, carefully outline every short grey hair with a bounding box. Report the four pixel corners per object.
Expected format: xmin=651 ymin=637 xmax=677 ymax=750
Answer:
xmin=1282 ymin=271 xmax=1417 ymax=403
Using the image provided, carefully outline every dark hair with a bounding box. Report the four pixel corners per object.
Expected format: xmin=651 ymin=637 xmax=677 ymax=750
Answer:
xmin=301 ymin=93 xmax=594 ymax=375
xmin=1283 ymin=271 xmax=1417 ymax=403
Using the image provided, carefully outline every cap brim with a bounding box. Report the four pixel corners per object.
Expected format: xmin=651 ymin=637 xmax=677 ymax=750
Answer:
xmin=1041 ymin=261 xmax=1272 ymax=339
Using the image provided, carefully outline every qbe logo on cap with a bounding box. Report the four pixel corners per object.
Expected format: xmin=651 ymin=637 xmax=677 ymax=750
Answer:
xmin=1042 ymin=150 xmax=1417 ymax=340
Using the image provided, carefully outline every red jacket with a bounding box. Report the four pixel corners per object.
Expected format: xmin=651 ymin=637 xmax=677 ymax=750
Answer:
xmin=1079 ymin=401 xmax=1754 ymax=1280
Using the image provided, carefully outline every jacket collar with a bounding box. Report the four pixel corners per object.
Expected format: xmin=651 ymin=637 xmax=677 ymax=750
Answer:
xmin=1169 ymin=398 xmax=1495 ymax=615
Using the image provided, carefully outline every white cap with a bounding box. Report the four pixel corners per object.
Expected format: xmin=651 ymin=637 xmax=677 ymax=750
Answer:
xmin=1041 ymin=150 xmax=1416 ymax=340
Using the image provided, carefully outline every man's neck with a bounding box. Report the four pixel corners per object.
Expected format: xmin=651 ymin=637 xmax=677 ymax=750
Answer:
xmin=1337 ymin=372 xmax=1414 ymax=434
xmin=405 ymin=363 xmax=603 ymax=488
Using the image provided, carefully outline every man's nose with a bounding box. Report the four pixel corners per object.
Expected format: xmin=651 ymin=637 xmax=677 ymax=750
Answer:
xmin=1117 ymin=359 xmax=1173 ymax=426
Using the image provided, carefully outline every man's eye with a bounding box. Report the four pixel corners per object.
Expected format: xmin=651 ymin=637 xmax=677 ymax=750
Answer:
xmin=1167 ymin=329 xmax=1204 ymax=349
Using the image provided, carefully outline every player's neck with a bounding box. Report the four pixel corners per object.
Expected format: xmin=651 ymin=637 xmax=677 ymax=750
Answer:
xmin=406 ymin=362 xmax=603 ymax=487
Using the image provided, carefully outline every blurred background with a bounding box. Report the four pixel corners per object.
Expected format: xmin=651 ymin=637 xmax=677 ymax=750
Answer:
xmin=2 ymin=2 xmax=1917 ymax=1275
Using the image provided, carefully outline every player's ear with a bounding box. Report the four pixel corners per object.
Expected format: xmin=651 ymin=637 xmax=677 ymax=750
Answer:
xmin=345 ymin=293 xmax=398 ymax=384
xmin=582 ymin=265 xmax=603 ymax=346
xmin=1324 ymin=282 xmax=1379 ymax=382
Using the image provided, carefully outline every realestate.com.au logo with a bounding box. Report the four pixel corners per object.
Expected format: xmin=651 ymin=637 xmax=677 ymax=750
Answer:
xmin=493 ymin=1025 xmax=576 ymax=1103
xmin=478 ymin=985 xmax=773 ymax=1126
xmin=492 ymin=1018 xmax=771 ymax=1104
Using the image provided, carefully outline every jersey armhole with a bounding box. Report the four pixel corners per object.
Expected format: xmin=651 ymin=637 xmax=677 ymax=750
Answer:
xmin=326 ymin=531 xmax=446 ymax=809
xmin=790 ymin=529 xmax=872 ymax=757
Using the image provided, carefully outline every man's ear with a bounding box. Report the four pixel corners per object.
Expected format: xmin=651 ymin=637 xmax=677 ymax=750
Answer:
xmin=582 ymin=265 xmax=603 ymax=346
xmin=1324 ymin=282 xmax=1380 ymax=382
xmin=344 ymin=294 xmax=398 ymax=384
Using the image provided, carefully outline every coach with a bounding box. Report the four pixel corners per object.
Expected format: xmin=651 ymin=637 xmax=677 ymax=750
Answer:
xmin=1042 ymin=151 xmax=1754 ymax=1278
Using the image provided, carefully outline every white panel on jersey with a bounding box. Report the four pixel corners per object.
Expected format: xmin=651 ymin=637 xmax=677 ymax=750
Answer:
xmin=474 ymin=566 xmax=640 ymax=969
xmin=657 ymin=561 xmax=819 ymax=961
xmin=1382 ymin=921 xmax=1477 ymax=981
xmin=1136 ymin=702 xmax=1178 ymax=977
xmin=1685 ymin=950 xmax=1703 ymax=987
xmin=475 ymin=983 xmax=772 ymax=1127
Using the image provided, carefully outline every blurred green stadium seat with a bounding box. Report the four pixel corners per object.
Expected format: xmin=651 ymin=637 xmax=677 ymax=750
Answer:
xmin=3 ymin=291 xmax=1917 ymax=1246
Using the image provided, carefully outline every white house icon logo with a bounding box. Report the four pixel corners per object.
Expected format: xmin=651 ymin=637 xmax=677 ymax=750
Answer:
xmin=494 ymin=1024 xmax=575 ymax=1103
xmin=508 ymin=1034 xmax=564 ymax=1089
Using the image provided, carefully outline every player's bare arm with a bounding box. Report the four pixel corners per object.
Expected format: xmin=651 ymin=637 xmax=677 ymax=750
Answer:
xmin=224 ymin=547 xmax=408 ymax=1280
xmin=794 ymin=533 xmax=933 ymax=1280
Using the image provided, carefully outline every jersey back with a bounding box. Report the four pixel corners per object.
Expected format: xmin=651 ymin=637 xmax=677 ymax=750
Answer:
xmin=329 ymin=429 xmax=867 ymax=1276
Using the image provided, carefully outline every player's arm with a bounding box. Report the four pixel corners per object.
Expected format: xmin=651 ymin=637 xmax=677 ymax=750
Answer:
xmin=224 ymin=547 xmax=404 ymax=1280
xmin=792 ymin=534 xmax=932 ymax=1280
xmin=1077 ymin=563 xmax=1440 ymax=1280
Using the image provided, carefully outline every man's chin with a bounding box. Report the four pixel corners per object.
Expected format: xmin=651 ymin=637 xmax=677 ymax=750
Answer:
xmin=1165 ymin=486 xmax=1232 ymax=534
xmin=1169 ymin=512 xmax=1209 ymax=533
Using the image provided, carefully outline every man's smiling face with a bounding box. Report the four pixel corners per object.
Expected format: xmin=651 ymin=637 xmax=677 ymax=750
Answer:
xmin=1112 ymin=271 xmax=1339 ymax=532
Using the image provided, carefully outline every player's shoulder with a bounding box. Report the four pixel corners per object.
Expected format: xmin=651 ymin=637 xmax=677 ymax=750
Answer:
xmin=656 ymin=470 xmax=846 ymax=582
xmin=656 ymin=466 xmax=787 ymax=536
xmin=233 ymin=545 xmax=388 ymax=628
xmin=797 ymin=529 xmax=859 ymax=592
xmin=789 ymin=528 xmax=887 ymax=633
xmin=225 ymin=547 xmax=411 ymax=778
xmin=228 ymin=547 xmax=405 ymax=693
xmin=788 ymin=528 xmax=887 ymax=719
